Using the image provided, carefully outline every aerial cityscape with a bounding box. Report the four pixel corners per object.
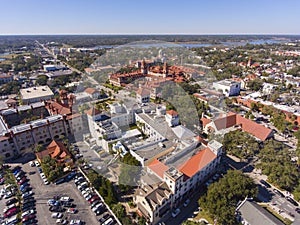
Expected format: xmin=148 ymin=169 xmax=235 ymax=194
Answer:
xmin=0 ymin=1 xmax=300 ymax=225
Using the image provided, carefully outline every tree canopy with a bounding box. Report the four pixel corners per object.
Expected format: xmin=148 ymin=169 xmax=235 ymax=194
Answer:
xmin=199 ymin=170 xmax=258 ymax=225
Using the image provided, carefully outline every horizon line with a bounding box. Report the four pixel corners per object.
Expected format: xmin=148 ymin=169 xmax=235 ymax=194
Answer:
xmin=0 ymin=32 xmax=300 ymax=36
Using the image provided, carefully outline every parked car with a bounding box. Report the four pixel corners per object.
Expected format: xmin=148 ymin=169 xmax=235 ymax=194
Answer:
xmin=34 ymin=161 xmax=40 ymax=167
xmin=6 ymin=198 xmax=18 ymax=206
xmin=56 ymin=219 xmax=68 ymax=224
xmin=67 ymin=208 xmax=77 ymax=214
xmin=60 ymin=196 xmax=71 ymax=202
xmin=55 ymin=178 xmax=65 ymax=185
xmin=49 ymin=206 xmax=64 ymax=212
xmin=4 ymin=207 xmax=19 ymax=218
xmin=65 ymin=172 xmax=76 ymax=181
xmin=99 ymin=214 xmax=110 ymax=223
xmin=69 ymin=219 xmax=83 ymax=225
xmin=286 ymin=196 xmax=299 ymax=206
xmin=171 ymin=208 xmax=181 ymax=218
xmin=62 ymin=202 xmax=75 ymax=208
xmin=260 ymin=180 xmax=271 ymax=188
xmin=21 ymin=209 xmax=35 ymax=218
xmin=183 ymin=199 xmax=190 ymax=207
xmin=22 ymin=191 xmax=33 ymax=198
xmin=274 ymin=189 xmax=284 ymax=198
xmin=22 ymin=214 xmax=36 ymax=222
xmin=51 ymin=212 xmax=63 ymax=218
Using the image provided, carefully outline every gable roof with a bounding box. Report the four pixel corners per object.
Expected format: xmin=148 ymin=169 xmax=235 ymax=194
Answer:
xmin=85 ymin=107 xmax=102 ymax=116
xmin=207 ymin=112 xmax=273 ymax=141
xmin=136 ymin=88 xmax=150 ymax=96
xmin=148 ymin=159 xmax=169 ymax=180
xmin=236 ymin=114 xmax=272 ymax=141
xmin=166 ymin=110 xmax=178 ymax=117
xmin=238 ymin=200 xmax=284 ymax=225
xmin=178 ymin=148 xmax=216 ymax=178
xmin=200 ymin=117 xmax=212 ymax=127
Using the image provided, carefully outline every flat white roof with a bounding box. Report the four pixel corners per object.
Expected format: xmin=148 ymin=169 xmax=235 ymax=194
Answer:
xmin=20 ymin=86 xmax=54 ymax=100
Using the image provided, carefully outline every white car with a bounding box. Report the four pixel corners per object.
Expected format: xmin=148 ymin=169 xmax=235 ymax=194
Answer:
xmin=60 ymin=196 xmax=70 ymax=202
xmin=43 ymin=178 xmax=49 ymax=185
xmin=29 ymin=161 xmax=35 ymax=167
xmin=21 ymin=209 xmax=35 ymax=217
xmin=40 ymin=173 xmax=46 ymax=179
xmin=56 ymin=219 xmax=68 ymax=224
xmin=51 ymin=212 xmax=63 ymax=218
xmin=34 ymin=160 xmax=40 ymax=167
xmin=69 ymin=220 xmax=82 ymax=225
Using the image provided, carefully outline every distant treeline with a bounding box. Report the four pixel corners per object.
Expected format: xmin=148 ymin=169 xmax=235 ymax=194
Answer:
xmin=0 ymin=34 xmax=299 ymax=50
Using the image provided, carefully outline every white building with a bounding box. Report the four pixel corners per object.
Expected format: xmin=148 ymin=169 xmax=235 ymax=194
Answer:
xmin=136 ymin=141 xmax=222 ymax=224
xmin=262 ymin=83 xmax=278 ymax=95
xmin=136 ymin=88 xmax=150 ymax=104
xmin=213 ymin=79 xmax=241 ymax=96
xmin=20 ymin=86 xmax=54 ymax=104
xmin=165 ymin=110 xmax=180 ymax=127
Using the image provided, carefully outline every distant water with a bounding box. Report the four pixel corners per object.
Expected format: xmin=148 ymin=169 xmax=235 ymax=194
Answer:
xmin=93 ymin=39 xmax=286 ymax=49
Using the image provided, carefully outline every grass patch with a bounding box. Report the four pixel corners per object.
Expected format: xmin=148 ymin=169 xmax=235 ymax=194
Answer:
xmin=195 ymin=209 xmax=215 ymax=224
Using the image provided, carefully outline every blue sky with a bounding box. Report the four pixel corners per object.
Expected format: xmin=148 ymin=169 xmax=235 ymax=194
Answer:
xmin=0 ymin=0 xmax=299 ymax=34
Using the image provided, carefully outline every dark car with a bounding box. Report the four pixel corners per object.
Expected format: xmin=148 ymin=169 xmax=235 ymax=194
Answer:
xmin=295 ymin=208 xmax=300 ymax=214
xmin=273 ymin=189 xmax=284 ymax=198
xmin=65 ymin=172 xmax=77 ymax=182
xmin=23 ymin=198 xmax=36 ymax=204
xmin=6 ymin=198 xmax=18 ymax=206
xmin=260 ymin=180 xmax=271 ymax=188
xmin=99 ymin=213 xmax=110 ymax=223
xmin=22 ymin=218 xmax=37 ymax=225
xmin=55 ymin=178 xmax=65 ymax=185
xmin=286 ymin=196 xmax=299 ymax=206
xmin=22 ymin=202 xmax=36 ymax=211
xmin=22 ymin=214 xmax=36 ymax=222
xmin=62 ymin=202 xmax=75 ymax=208
xmin=49 ymin=206 xmax=64 ymax=212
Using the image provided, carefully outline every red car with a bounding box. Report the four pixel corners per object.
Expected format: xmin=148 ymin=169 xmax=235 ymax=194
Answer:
xmin=88 ymin=195 xmax=100 ymax=204
xmin=4 ymin=207 xmax=19 ymax=218
xmin=22 ymin=214 xmax=36 ymax=222
xmin=18 ymin=177 xmax=28 ymax=185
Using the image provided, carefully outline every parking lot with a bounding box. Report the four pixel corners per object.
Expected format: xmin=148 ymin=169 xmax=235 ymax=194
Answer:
xmin=14 ymin=162 xmax=100 ymax=225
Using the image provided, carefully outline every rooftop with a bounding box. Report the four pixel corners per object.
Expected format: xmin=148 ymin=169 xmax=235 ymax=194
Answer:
xmin=20 ymin=86 xmax=54 ymax=100
xmin=177 ymin=147 xmax=217 ymax=178
xmin=237 ymin=199 xmax=284 ymax=225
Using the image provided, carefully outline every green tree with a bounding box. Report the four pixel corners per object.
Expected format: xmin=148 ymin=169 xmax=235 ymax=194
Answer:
xmin=199 ymin=170 xmax=257 ymax=225
xmin=36 ymin=75 xmax=48 ymax=85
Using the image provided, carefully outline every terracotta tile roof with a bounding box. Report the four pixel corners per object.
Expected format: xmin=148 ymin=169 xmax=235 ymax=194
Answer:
xmin=66 ymin=113 xmax=81 ymax=120
xmin=200 ymin=117 xmax=212 ymax=127
xmin=210 ymin=112 xmax=273 ymax=141
xmin=147 ymin=159 xmax=169 ymax=179
xmin=48 ymin=101 xmax=71 ymax=115
xmin=136 ymin=88 xmax=150 ymax=96
xmin=178 ymin=148 xmax=216 ymax=178
xmin=236 ymin=114 xmax=272 ymax=141
xmin=36 ymin=140 xmax=71 ymax=163
xmin=85 ymin=107 xmax=102 ymax=116
xmin=85 ymin=88 xmax=97 ymax=95
xmin=166 ymin=110 xmax=178 ymax=117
